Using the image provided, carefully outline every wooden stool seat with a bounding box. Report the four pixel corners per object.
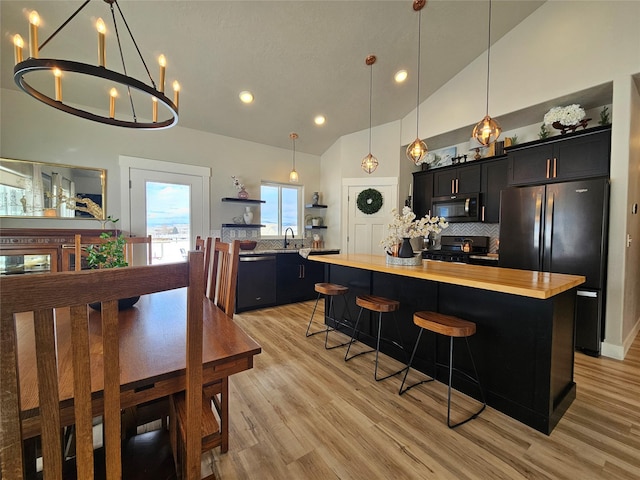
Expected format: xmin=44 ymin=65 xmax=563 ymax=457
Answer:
xmin=315 ymin=283 xmax=349 ymax=296
xmin=400 ymin=310 xmax=486 ymax=428
xmin=355 ymin=294 xmax=400 ymax=313
xmin=413 ymin=311 xmax=476 ymax=338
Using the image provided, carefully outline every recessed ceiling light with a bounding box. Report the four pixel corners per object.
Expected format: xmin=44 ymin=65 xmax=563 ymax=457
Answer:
xmin=314 ymin=115 xmax=326 ymax=126
xmin=394 ymin=70 xmax=408 ymax=83
xmin=239 ymin=91 xmax=254 ymax=104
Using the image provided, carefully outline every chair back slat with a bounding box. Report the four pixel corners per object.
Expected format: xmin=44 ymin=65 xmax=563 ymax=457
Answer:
xmin=0 ymin=253 xmax=204 ymax=480
xmin=209 ymin=239 xmax=240 ymax=316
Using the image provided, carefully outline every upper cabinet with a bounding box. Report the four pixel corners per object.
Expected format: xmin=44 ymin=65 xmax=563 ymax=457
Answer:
xmin=507 ymin=127 xmax=611 ymax=186
xmin=433 ymin=164 xmax=481 ymax=196
xmin=412 ymin=171 xmax=434 ymax=219
xmin=481 ymin=158 xmax=508 ymax=223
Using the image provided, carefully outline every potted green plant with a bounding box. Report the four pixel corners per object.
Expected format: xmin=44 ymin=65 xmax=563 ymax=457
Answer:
xmin=86 ymin=216 xmax=139 ymax=309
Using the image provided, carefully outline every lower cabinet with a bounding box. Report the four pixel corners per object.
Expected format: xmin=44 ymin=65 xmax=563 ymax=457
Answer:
xmin=236 ymin=252 xmax=331 ymax=312
xmin=276 ymin=254 xmax=324 ymax=304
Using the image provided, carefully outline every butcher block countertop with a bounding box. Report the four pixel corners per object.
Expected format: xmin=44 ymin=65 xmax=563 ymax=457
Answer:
xmin=309 ymin=253 xmax=585 ymax=300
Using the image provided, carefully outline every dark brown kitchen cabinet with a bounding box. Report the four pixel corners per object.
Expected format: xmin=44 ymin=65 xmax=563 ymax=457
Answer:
xmin=480 ymin=157 xmax=508 ymax=223
xmin=412 ymin=171 xmax=434 ymax=218
xmin=507 ymin=127 xmax=610 ymax=186
xmin=276 ymin=254 xmax=325 ymax=305
xmin=433 ymin=164 xmax=481 ymax=196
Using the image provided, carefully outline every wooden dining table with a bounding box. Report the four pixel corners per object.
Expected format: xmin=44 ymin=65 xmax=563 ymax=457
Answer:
xmin=16 ymin=287 xmax=262 ymax=440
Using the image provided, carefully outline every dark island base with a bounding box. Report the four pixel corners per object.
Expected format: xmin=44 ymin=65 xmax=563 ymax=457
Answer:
xmin=326 ymin=265 xmax=577 ymax=435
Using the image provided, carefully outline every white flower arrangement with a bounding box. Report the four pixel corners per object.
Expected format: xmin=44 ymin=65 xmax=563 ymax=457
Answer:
xmin=231 ymin=175 xmax=244 ymax=191
xmin=380 ymin=206 xmax=448 ymax=255
xmin=543 ymin=104 xmax=586 ymax=126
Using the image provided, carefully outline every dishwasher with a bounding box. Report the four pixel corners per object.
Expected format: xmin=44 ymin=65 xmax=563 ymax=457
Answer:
xmin=236 ymin=255 xmax=277 ymax=312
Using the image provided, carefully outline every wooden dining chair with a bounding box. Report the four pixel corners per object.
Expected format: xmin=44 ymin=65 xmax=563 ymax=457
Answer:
xmin=195 ymin=235 xmax=213 ymax=296
xmin=173 ymin=238 xmax=240 ymax=463
xmin=0 ymin=252 xmax=205 ymax=480
xmin=61 ymin=234 xmax=107 ymax=271
xmin=123 ymin=234 xmax=153 ymax=266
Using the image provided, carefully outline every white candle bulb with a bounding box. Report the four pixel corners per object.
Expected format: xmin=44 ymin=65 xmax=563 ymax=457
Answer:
xmin=29 ymin=11 xmax=39 ymax=59
xmin=158 ymin=55 xmax=166 ymax=93
xmin=96 ymin=18 xmax=106 ymax=67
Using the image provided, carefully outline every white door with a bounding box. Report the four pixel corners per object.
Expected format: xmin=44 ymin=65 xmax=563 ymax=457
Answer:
xmin=120 ymin=156 xmax=210 ymax=265
xmin=344 ymin=181 xmax=397 ymax=255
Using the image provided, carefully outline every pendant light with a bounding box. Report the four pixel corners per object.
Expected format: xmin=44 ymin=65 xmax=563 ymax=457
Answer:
xmin=361 ymin=55 xmax=379 ymax=174
xmin=472 ymin=0 xmax=502 ymax=146
xmin=289 ymin=132 xmax=299 ymax=183
xmin=406 ymin=0 xmax=428 ymax=166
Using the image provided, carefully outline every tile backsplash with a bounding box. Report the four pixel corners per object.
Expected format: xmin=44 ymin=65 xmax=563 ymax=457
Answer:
xmin=441 ymin=222 xmax=500 ymax=253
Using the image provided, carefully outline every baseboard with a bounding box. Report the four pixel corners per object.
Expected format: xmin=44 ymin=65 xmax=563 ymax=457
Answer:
xmin=601 ymin=318 xmax=640 ymax=360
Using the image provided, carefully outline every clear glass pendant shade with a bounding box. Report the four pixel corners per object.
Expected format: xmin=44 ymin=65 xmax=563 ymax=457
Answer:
xmin=406 ymin=138 xmax=428 ymax=165
xmin=472 ymin=115 xmax=502 ymax=146
xmin=361 ymin=153 xmax=378 ymax=174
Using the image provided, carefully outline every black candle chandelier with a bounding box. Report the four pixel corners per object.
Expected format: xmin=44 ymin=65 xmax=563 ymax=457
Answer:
xmin=11 ymin=0 xmax=179 ymax=129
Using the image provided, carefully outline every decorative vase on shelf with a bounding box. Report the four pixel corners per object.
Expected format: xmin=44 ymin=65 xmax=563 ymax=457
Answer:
xmin=237 ymin=188 xmax=249 ymax=199
xmin=312 ymin=191 xmax=320 ymax=205
xmin=243 ymin=206 xmax=254 ymax=225
xmin=398 ymin=238 xmax=414 ymax=258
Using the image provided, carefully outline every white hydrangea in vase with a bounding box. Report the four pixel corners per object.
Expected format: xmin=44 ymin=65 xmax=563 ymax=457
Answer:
xmin=380 ymin=206 xmax=448 ymax=258
xmin=543 ymin=104 xmax=589 ymax=134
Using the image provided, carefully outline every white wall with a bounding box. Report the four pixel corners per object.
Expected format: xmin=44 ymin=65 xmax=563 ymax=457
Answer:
xmin=0 ymin=88 xmax=322 ymax=236
xmin=321 ymin=0 xmax=640 ymax=358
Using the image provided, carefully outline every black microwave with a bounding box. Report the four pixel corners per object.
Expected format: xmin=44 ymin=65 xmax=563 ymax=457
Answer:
xmin=431 ymin=193 xmax=480 ymax=222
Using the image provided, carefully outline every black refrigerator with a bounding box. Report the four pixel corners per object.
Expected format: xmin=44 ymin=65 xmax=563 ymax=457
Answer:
xmin=499 ymin=178 xmax=609 ymax=356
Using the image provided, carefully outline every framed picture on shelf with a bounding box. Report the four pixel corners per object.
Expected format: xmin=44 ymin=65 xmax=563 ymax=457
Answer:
xmin=422 ymin=146 xmax=457 ymax=170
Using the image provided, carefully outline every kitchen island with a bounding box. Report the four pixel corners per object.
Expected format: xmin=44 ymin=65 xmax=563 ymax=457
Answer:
xmin=309 ymin=253 xmax=585 ymax=434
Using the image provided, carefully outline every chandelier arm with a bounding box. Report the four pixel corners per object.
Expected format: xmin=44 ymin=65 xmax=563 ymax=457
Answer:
xmin=109 ymin=2 xmax=137 ymax=122
xmin=38 ymin=0 xmax=92 ymax=52
xmin=113 ymin=0 xmax=157 ymax=89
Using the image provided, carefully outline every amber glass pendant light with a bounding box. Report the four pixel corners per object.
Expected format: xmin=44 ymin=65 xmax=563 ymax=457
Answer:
xmin=472 ymin=0 xmax=502 ymax=146
xmin=406 ymin=0 xmax=428 ymax=166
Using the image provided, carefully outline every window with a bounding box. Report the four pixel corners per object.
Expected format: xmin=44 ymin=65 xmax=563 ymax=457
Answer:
xmin=261 ymin=182 xmax=302 ymax=237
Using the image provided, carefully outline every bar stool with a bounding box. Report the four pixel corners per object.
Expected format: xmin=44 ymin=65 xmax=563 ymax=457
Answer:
xmin=345 ymin=294 xmax=408 ymax=381
xmin=399 ymin=311 xmax=486 ymax=428
xmin=306 ymin=282 xmax=352 ymax=349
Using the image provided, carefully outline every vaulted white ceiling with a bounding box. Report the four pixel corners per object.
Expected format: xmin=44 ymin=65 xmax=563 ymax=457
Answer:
xmin=1 ymin=0 xmax=546 ymax=155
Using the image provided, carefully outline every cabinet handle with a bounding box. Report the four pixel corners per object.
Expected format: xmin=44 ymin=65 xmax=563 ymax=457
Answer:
xmin=301 ymin=264 xmax=305 ymax=279
xmin=481 ymin=206 xmax=485 ymax=222
xmin=553 ymin=157 xmax=557 ymax=178
xmin=546 ymin=159 xmax=550 ymax=179
xmin=451 ymin=179 xmax=455 ymax=194
xmin=455 ymin=178 xmax=459 ymax=193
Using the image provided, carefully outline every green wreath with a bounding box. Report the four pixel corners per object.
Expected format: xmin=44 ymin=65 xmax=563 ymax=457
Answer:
xmin=357 ymin=188 xmax=383 ymax=215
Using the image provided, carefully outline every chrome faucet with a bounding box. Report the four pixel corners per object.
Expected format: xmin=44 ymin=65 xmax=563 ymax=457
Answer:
xmin=283 ymin=227 xmax=294 ymax=249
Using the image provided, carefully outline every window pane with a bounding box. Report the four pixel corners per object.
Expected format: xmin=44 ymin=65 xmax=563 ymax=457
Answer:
xmin=281 ymin=187 xmax=299 ymax=236
xmin=146 ymin=181 xmax=190 ymax=264
xmin=261 ymin=185 xmax=279 ymax=236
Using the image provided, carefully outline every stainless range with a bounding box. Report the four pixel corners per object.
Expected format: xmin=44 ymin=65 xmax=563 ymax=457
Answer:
xmin=422 ymin=235 xmax=490 ymax=263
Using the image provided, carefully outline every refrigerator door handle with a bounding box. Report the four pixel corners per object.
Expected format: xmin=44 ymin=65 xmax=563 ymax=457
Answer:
xmin=533 ymin=193 xmax=543 ymax=251
xmin=544 ymin=191 xmax=554 ymax=270
xmin=577 ymin=290 xmax=598 ymax=298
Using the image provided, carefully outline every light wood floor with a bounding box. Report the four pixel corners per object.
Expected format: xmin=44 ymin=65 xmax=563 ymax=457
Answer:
xmin=201 ymin=301 xmax=640 ymax=479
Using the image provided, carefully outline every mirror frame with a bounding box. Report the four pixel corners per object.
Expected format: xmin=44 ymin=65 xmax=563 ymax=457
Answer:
xmin=0 ymin=157 xmax=106 ymax=220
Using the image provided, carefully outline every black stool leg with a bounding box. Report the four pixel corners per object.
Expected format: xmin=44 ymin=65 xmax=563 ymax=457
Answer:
xmin=325 ymin=294 xmax=353 ymax=350
xmin=305 ymin=292 xmax=326 ymax=337
xmin=399 ymin=329 xmax=434 ymax=394
xmin=344 ymin=307 xmax=374 ymax=361
xmin=446 ymin=336 xmax=487 ymax=429
xmin=373 ymin=311 xmax=409 ymax=382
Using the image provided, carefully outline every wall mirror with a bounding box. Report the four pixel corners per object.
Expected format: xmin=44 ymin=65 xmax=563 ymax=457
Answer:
xmin=0 ymin=158 xmax=106 ymax=220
